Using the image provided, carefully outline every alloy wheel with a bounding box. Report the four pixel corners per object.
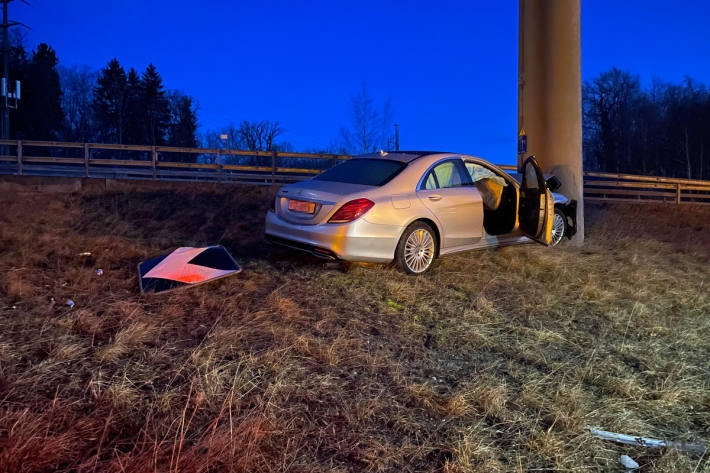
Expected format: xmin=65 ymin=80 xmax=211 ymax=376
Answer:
xmin=404 ymin=228 xmax=435 ymax=273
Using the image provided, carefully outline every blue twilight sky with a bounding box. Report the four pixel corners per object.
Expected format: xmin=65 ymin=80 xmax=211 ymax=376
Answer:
xmin=13 ymin=0 xmax=710 ymax=165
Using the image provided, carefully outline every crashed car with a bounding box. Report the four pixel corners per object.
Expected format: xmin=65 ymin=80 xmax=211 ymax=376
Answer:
xmin=265 ymin=151 xmax=575 ymax=274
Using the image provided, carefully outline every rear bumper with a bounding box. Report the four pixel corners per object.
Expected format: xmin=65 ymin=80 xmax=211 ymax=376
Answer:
xmin=264 ymin=211 xmax=400 ymax=263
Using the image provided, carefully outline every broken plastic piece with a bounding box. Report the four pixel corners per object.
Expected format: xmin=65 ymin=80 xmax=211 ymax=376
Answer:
xmin=589 ymin=427 xmax=707 ymax=455
xmin=138 ymin=246 xmax=241 ymax=294
xmin=95 ymin=269 xmax=103 ymax=276
xmin=66 ymin=299 xmax=75 ymax=308
xmin=620 ymin=455 xmax=639 ymax=470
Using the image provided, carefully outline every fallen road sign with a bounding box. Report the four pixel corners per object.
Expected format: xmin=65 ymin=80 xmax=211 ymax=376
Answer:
xmin=138 ymin=245 xmax=241 ymax=294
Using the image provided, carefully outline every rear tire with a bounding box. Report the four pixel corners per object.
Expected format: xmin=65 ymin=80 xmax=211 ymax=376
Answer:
xmin=395 ymin=222 xmax=438 ymax=275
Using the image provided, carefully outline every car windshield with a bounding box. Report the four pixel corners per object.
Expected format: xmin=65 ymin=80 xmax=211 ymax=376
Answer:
xmin=314 ymin=159 xmax=406 ymax=186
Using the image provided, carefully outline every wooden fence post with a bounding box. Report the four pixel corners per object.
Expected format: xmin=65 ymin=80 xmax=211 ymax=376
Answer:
xmin=271 ymin=151 xmax=277 ymax=185
xmin=16 ymin=140 xmax=22 ymax=175
xmin=676 ymin=183 xmax=681 ymax=204
xmin=217 ymin=149 xmax=222 ymax=183
xmin=84 ymin=143 xmax=89 ymax=178
xmin=151 ymin=146 xmax=157 ymax=180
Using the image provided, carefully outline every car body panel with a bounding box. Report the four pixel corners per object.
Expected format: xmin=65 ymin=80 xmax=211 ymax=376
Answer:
xmin=265 ymin=210 xmax=401 ymax=262
xmin=518 ymin=156 xmax=554 ymax=245
xmin=417 ymin=186 xmax=483 ymax=248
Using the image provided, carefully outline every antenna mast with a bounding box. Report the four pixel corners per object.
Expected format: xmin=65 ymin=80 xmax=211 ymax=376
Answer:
xmin=0 ymin=0 xmax=29 ymax=140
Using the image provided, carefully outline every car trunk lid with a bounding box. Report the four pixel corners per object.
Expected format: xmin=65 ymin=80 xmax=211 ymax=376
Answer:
xmin=275 ymin=180 xmax=373 ymax=225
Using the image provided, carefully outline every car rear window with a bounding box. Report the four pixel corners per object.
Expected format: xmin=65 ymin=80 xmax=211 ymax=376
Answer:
xmin=314 ymin=159 xmax=406 ymax=186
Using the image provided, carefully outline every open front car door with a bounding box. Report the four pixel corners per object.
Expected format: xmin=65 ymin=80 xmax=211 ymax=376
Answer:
xmin=518 ymin=156 xmax=554 ymax=245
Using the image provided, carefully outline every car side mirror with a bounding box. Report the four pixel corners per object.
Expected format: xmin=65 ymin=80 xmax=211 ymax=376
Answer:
xmin=546 ymin=176 xmax=562 ymax=192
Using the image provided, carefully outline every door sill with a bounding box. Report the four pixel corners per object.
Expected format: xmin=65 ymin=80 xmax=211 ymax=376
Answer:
xmin=440 ymin=233 xmax=531 ymax=256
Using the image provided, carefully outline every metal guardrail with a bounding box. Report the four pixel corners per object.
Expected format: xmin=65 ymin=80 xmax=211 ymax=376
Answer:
xmin=0 ymin=140 xmax=709 ymax=204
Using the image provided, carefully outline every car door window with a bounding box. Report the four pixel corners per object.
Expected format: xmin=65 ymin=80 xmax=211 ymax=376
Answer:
xmin=423 ymin=171 xmax=438 ymax=190
xmin=430 ymin=160 xmax=473 ymax=188
xmin=433 ymin=161 xmax=461 ymax=188
xmin=419 ymin=159 xmax=472 ymax=190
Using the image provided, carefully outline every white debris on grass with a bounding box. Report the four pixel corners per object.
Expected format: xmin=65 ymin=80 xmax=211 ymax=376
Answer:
xmin=620 ymin=454 xmax=639 ymax=470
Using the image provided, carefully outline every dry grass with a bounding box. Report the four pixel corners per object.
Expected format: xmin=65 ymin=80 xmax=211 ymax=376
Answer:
xmin=0 ymin=181 xmax=709 ymax=472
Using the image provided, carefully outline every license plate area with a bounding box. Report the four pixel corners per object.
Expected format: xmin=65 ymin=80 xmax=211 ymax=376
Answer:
xmin=288 ymin=199 xmax=316 ymax=214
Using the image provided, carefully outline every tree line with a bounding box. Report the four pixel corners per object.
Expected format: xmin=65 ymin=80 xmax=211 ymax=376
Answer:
xmin=8 ymin=35 xmax=199 ymax=161
xmin=14 ymin=31 xmax=707 ymax=179
xmin=584 ymin=68 xmax=710 ymax=180
xmin=7 ymin=33 xmax=393 ymax=163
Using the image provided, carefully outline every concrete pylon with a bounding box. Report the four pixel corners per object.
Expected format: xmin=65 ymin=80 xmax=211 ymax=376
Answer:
xmin=518 ymin=0 xmax=584 ymax=244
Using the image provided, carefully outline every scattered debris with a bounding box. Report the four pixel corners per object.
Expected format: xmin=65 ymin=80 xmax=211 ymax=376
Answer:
xmin=138 ymin=245 xmax=241 ymax=294
xmin=620 ymin=454 xmax=639 ymax=471
xmin=589 ymin=427 xmax=707 ymax=455
xmin=95 ymin=268 xmax=103 ymax=276
xmin=66 ymin=299 xmax=75 ymax=308
xmin=78 ymin=252 xmax=92 ymax=257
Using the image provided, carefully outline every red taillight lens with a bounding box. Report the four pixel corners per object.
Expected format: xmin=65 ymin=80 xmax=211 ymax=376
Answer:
xmin=328 ymin=198 xmax=374 ymax=223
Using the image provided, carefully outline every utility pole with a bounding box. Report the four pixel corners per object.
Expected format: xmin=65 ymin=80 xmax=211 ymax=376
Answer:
xmin=0 ymin=0 xmax=29 ymax=140
xmin=2 ymin=0 xmax=10 ymax=140
xmin=394 ymin=123 xmax=399 ymax=151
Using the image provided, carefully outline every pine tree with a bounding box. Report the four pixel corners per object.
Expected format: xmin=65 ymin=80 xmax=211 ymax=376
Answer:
xmin=167 ymin=93 xmax=198 ymax=154
xmin=12 ymin=43 xmax=64 ymax=140
xmin=123 ymin=67 xmax=143 ymax=145
xmin=92 ymin=58 xmax=127 ymax=143
xmin=140 ymin=64 xmax=169 ymax=146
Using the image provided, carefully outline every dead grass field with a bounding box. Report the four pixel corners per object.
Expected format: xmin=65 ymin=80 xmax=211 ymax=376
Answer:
xmin=0 ymin=181 xmax=709 ymax=473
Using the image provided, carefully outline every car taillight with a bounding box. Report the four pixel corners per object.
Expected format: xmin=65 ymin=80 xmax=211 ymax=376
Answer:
xmin=328 ymin=198 xmax=374 ymax=223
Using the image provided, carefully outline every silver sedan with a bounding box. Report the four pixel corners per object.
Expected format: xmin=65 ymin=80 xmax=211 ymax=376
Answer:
xmin=265 ymin=152 xmax=557 ymax=274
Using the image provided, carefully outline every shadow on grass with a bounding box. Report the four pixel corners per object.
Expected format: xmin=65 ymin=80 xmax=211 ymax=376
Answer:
xmin=75 ymin=187 xmax=343 ymax=272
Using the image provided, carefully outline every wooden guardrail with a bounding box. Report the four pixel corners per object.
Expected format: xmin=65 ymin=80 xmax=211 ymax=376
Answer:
xmin=584 ymin=172 xmax=710 ymax=205
xmin=0 ymin=139 xmax=350 ymax=185
xmin=0 ymin=140 xmax=708 ymax=204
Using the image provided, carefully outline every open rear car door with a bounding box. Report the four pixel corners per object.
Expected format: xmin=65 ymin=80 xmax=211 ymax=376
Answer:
xmin=518 ymin=156 xmax=554 ymax=245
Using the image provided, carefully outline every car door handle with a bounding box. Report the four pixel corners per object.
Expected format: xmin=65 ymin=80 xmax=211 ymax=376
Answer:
xmin=427 ymin=194 xmax=442 ymax=201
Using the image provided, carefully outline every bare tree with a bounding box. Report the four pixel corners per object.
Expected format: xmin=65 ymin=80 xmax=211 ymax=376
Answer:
xmin=339 ymin=82 xmax=395 ymax=154
xmin=238 ymin=120 xmax=283 ymax=151
xmin=59 ymin=65 xmax=98 ymax=142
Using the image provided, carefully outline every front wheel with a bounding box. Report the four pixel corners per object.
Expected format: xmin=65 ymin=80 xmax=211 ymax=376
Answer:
xmin=395 ymin=222 xmax=438 ymax=274
xmin=550 ymin=208 xmax=567 ymax=247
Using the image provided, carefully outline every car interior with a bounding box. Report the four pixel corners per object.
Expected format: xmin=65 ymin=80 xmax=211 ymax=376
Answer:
xmin=464 ymin=162 xmax=518 ymax=236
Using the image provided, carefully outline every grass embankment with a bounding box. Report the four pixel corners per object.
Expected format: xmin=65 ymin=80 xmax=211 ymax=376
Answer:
xmin=0 ymin=182 xmax=709 ymax=472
